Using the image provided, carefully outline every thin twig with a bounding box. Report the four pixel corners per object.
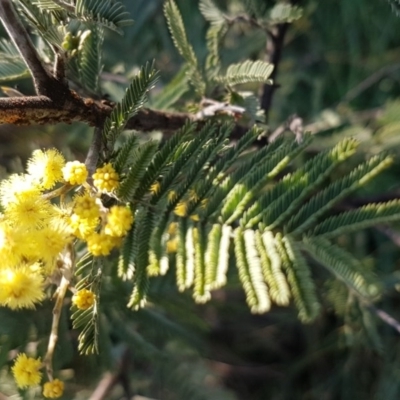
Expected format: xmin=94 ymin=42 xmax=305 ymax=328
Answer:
xmin=0 ymin=0 xmax=55 ymax=96
xmin=343 ymin=63 xmax=400 ymax=103
xmin=85 ymin=127 xmax=104 ymax=175
xmin=43 ymin=245 xmax=74 ymax=380
xmin=261 ymin=23 xmax=289 ymax=120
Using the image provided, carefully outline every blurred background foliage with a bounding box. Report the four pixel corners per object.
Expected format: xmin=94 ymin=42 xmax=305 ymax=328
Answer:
xmin=2 ymin=0 xmax=400 ymax=399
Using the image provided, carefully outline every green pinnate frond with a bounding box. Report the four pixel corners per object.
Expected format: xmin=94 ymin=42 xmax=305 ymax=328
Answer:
xmin=102 ymin=62 xmax=159 ymax=148
xmin=159 ymin=124 xmax=229 ymax=216
xmin=234 ymin=227 xmax=271 ymax=314
xmin=118 ymin=223 xmax=135 ymax=279
xmin=312 ymin=200 xmax=400 ymax=239
xmin=269 ymin=3 xmax=303 ymax=23
xmin=222 ymin=135 xmax=312 ymax=225
xmin=127 ymin=210 xmax=155 ymax=309
xmin=16 ymin=0 xmax=65 ymax=47
xmin=147 ymin=217 xmax=172 ymax=277
xmin=185 ymin=125 xmax=262 ymax=219
xmin=261 ymin=137 xmax=359 ymax=230
xmin=71 ymin=257 xmax=102 ymax=355
xmin=117 ymin=141 xmax=159 ymax=202
xmin=255 ymin=231 xmax=290 ymax=306
xmin=205 ymin=23 xmax=228 ymax=82
xmin=175 ymin=219 xmax=191 ymax=291
xmin=205 ymin=224 xmax=232 ymax=290
xmin=201 ymin=133 xmax=286 ymax=220
xmin=199 ymin=0 xmax=226 ymax=25
xmin=302 ymin=237 xmax=380 ymax=298
xmin=113 ymin=134 xmax=139 ymax=174
xmin=135 ymin=122 xmax=197 ymax=203
xmin=276 ymin=234 xmax=320 ymax=322
xmin=215 ymin=60 xmax=274 ymax=86
xmin=31 ymin=0 xmax=66 ymax=11
xmin=193 ymin=224 xmax=211 ymax=303
xmin=0 ymin=39 xmax=29 ymax=81
xmin=75 ymin=0 xmax=133 ymax=34
xmin=164 ymin=0 xmax=205 ymax=96
xmin=288 ymin=153 xmax=393 ymax=235
xmin=76 ymin=26 xmax=104 ymax=95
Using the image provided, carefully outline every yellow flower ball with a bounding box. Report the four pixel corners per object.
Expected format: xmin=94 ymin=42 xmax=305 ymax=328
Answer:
xmin=62 ymin=161 xmax=88 ymax=185
xmin=0 ymin=266 xmax=45 ymax=310
xmin=72 ymin=288 xmax=96 ymax=310
xmin=104 ymin=205 xmax=134 ymax=237
xmin=43 ymin=379 xmax=64 ymax=398
xmin=73 ymin=192 xmax=100 ymax=220
xmin=86 ymin=232 xmax=118 ymax=256
xmin=12 ymin=353 xmax=42 ymax=389
xmin=92 ymin=163 xmax=119 ymax=193
xmin=27 ymin=148 xmax=65 ymax=189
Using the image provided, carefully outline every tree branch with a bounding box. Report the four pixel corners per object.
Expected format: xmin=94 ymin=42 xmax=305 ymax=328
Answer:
xmin=261 ymin=23 xmax=289 ymax=120
xmin=0 ymin=0 xmax=66 ymax=98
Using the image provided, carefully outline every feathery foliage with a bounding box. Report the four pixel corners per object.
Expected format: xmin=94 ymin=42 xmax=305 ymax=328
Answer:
xmin=215 ymin=60 xmax=274 ymax=86
xmin=164 ymin=0 xmax=206 ymax=97
xmin=102 ymin=62 xmax=159 ymax=149
xmin=0 ymin=39 xmax=29 ymax=81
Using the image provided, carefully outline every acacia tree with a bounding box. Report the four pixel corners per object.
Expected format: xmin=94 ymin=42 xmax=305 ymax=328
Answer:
xmin=0 ymin=0 xmax=400 ymax=398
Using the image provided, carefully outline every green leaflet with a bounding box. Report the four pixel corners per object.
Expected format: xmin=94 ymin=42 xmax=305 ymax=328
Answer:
xmin=302 ymin=237 xmax=380 ymax=298
xmin=164 ymin=0 xmax=205 ymax=97
xmin=255 ymin=231 xmax=290 ymax=306
xmin=102 ymin=62 xmax=159 ymax=148
xmin=234 ymin=227 xmax=271 ymax=314
xmin=71 ymin=255 xmax=101 ymax=355
xmin=215 ymin=60 xmax=274 ymax=86
xmin=75 ymin=0 xmax=133 ymax=34
xmin=275 ymin=234 xmax=320 ymax=322
xmin=311 ymin=200 xmax=400 ymax=239
xmin=0 ymin=39 xmax=29 ymax=81
xmin=76 ymin=25 xmax=104 ymax=95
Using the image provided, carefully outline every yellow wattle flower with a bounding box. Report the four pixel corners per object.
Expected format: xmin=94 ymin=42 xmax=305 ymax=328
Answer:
xmin=104 ymin=205 xmax=134 ymax=237
xmin=0 ymin=266 xmax=45 ymax=310
xmin=62 ymin=161 xmax=88 ymax=185
xmin=86 ymin=232 xmax=119 ymax=256
xmin=12 ymin=353 xmax=42 ymax=389
xmin=72 ymin=288 xmax=96 ymax=310
xmin=73 ymin=192 xmax=100 ymax=220
xmin=27 ymin=148 xmax=65 ymax=189
xmin=92 ymin=163 xmax=119 ymax=193
xmin=43 ymin=379 xmax=64 ymax=398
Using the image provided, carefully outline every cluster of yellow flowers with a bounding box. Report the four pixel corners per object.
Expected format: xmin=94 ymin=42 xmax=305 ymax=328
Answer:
xmin=0 ymin=148 xmax=134 ymax=397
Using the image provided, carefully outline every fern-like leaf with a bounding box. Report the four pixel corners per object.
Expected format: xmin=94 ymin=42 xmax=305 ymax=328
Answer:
xmin=193 ymin=224 xmax=211 ymax=303
xmin=287 ymin=153 xmax=393 ymax=235
xmin=255 ymin=231 xmax=290 ymax=306
xmin=0 ymin=39 xmax=29 ymax=81
xmin=75 ymin=0 xmax=133 ymax=34
xmin=234 ymin=227 xmax=271 ymax=313
xmin=275 ymin=234 xmax=320 ymax=322
xmin=71 ymin=256 xmax=102 ymax=354
xmin=77 ymin=26 xmax=104 ymax=95
xmin=302 ymin=237 xmax=380 ymax=298
xmin=117 ymin=141 xmax=159 ymax=202
xmin=261 ymin=137 xmax=359 ymax=230
xmin=312 ymin=200 xmax=400 ymax=239
xmin=164 ymin=0 xmax=205 ymax=96
xmin=102 ymin=62 xmax=159 ymax=148
xmin=199 ymin=0 xmax=226 ymax=25
xmin=205 ymin=224 xmax=232 ymax=290
xmin=269 ymin=3 xmax=303 ymax=23
xmin=215 ymin=60 xmax=273 ymax=86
